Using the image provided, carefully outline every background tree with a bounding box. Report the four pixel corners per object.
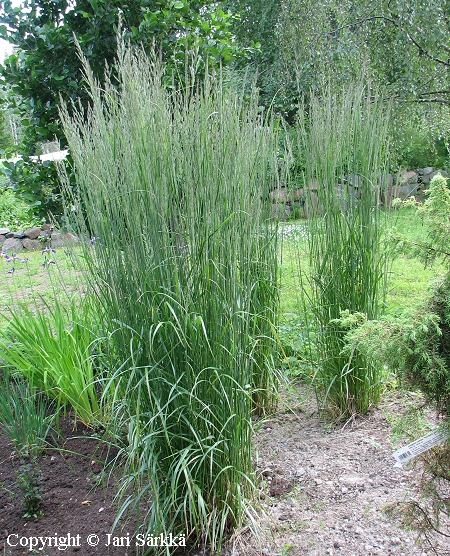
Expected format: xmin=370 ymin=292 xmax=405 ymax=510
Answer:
xmin=0 ymin=0 xmax=243 ymax=219
xmin=0 ymin=106 xmax=13 ymax=151
xmin=228 ymin=0 xmax=450 ymax=162
xmin=265 ymin=0 xmax=450 ymax=107
xmin=224 ymin=0 xmax=285 ymax=113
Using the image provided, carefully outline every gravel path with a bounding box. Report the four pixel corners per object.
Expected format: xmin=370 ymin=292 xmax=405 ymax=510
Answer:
xmin=238 ymin=386 xmax=449 ymax=556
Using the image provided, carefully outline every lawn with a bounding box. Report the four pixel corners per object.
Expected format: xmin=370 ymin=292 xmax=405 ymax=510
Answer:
xmin=279 ymin=205 xmax=439 ymax=319
xmin=0 ymin=246 xmax=83 ymax=327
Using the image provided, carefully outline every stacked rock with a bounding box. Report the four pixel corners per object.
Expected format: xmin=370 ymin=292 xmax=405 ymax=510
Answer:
xmin=0 ymin=224 xmax=77 ymax=253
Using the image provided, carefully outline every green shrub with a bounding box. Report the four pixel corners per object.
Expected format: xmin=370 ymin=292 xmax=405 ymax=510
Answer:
xmin=341 ymin=174 xmax=450 ymax=549
xmin=344 ymin=174 xmax=450 ymax=420
xmin=396 ymin=128 xmax=447 ymax=170
xmin=389 ymin=105 xmax=449 ymax=171
xmin=0 ymin=186 xmax=40 ymax=229
xmin=1 ymin=157 xmax=74 ymax=224
xmin=400 ymin=276 xmax=450 ymax=418
xmin=343 ymin=286 xmax=450 ymax=551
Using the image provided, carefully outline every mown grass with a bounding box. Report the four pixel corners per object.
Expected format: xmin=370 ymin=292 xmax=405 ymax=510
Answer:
xmin=0 ymin=207 xmax=436 ymax=331
xmin=384 ymin=206 xmax=442 ymax=315
xmin=0 ymin=247 xmax=83 ymax=327
xmin=279 ymin=206 xmax=439 ymax=319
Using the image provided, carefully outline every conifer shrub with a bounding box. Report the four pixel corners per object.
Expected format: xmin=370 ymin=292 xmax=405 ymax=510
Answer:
xmin=342 ymin=173 xmax=450 ymax=549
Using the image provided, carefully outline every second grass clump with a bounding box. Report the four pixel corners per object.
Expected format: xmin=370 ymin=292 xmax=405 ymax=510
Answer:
xmin=296 ymin=80 xmax=391 ymax=418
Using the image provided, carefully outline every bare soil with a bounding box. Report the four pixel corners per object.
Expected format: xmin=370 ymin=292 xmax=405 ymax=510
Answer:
xmin=0 ymin=386 xmax=448 ymax=556
xmin=249 ymin=386 xmax=449 ymax=556
xmin=0 ymin=418 xmax=124 ymax=556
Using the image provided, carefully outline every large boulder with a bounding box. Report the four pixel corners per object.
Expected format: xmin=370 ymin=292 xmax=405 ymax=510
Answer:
xmin=22 ymin=238 xmax=42 ymax=251
xmin=50 ymin=232 xmax=65 ymax=248
xmin=6 ymin=230 xmax=24 ymax=239
xmin=24 ymin=227 xmax=42 ymax=240
xmin=2 ymin=238 xmax=23 ymax=254
xmin=50 ymin=232 xmax=78 ymax=248
xmin=429 ymin=169 xmax=449 ymax=181
xmin=421 ymin=169 xmax=448 ymax=185
xmin=64 ymin=233 xmax=78 ymax=245
xmin=398 ymin=170 xmax=419 ymax=185
xmin=396 ymin=183 xmax=420 ymax=200
xmin=421 ymin=166 xmax=433 ymax=176
xmin=377 ymin=173 xmax=394 ymax=188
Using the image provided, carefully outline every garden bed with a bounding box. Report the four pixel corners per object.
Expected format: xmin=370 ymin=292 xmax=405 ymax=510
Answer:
xmin=0 ymin=417 xmax=127 ymax=556
xmin=1 ymin=387 xmax=447 ymax=556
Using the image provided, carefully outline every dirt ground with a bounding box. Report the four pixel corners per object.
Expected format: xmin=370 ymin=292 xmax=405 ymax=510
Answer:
xmin=249 ymin=387 xmax=449 ymax=556
xmin=0 ymin=418 xmax=124 ymax=556
xmin=0 ymin=386 xmax=448 ymax=556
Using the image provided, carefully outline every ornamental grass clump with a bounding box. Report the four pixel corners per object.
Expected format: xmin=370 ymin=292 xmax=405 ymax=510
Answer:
xmin=0 ymin=369 xmax=52 ymax=458
xmin=0 ymin=371 xmax=53 ymax=518
xmin=296 ymin=80 xmax=391 ymax=418
xmin=59 ymin=44 xmax=286 ymax=552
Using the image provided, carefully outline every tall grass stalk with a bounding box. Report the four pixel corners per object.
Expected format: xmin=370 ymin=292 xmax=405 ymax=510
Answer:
xmin=296 ymin=80 xmax=391 ymax=418
xmin=59 ymin=44 xmax=286 ymax=552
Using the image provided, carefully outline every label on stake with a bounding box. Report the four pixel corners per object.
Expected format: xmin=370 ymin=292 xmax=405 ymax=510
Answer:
xmin=392 ymin=428 xmax=449 ymax=464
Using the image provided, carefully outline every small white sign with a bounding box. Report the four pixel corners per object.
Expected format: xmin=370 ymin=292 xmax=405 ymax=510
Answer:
xmin=393 ymin=428 xmax=449 ymax=464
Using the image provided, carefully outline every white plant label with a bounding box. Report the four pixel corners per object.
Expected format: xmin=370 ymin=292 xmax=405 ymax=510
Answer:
xmin=393 ymin=428 xmax=449 ymax=464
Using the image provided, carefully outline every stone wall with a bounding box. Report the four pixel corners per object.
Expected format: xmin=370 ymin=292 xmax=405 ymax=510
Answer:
xmin=0 ymin=223 xmax=78 ymax=253
xmin=271 ymin=166 xmax=449 ymax=218
xmin=3 ymin=167 xmax=449 ymax=245
xmin=384 ymin=167 xmax=448 ymax=207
